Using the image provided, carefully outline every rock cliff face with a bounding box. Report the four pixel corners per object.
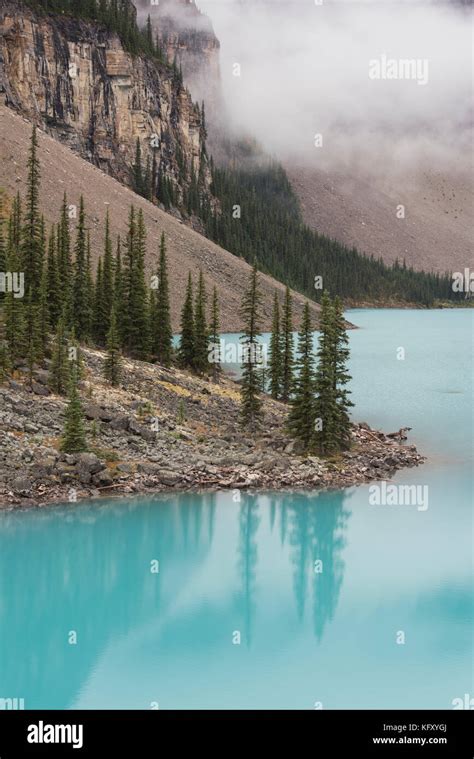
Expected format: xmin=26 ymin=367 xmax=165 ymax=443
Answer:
xmin=0 ymin=1 xmax=210 ymax=201
xmin=136 ymin=0 xmax=223 ymax=145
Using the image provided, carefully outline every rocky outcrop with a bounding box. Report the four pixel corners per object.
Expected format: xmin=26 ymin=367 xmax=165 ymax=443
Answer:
xmin=0 ymin=346 xmax=425 ymax=508
xmin=0 ymin=1 xmax=211 ymax=202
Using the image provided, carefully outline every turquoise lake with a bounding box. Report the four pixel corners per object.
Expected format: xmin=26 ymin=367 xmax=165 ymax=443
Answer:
xmin=0 ymin=309 xmax=472 ymax=709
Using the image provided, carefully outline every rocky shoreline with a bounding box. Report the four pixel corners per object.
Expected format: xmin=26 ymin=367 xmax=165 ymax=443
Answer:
xmin=0 ymin=348 xmax=425 ymax=510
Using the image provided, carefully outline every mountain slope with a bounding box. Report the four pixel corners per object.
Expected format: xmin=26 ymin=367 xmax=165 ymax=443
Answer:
xmin=0 ymin=103 xmax=321 ymax=331
xmin=287 ymin=161 xmax=473 ymax=275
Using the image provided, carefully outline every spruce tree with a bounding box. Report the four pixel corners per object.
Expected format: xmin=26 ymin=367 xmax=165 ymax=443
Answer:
xmin=288 ymin=301 xmax=316 ymax=450
xmin=104 ymin=305 xmax=122 ymax=387
xmin=57 ymin=193 xmax=72 ymax=322
xmin=23 ymin=293 xmax=42 ymax=384
xmin=332 ymin=295 xmax=353 ymax=450
xmin=128 ymin=209 xmax=150 ymax=359
xmin=72 ymin=196 xmax=90 ymax=340
xmin=4 ymin=216 xmax=25 ymax=366
xmin=38 ymin=263 xmax=50 ymax=357
xmin=114 ymin=236 xmax=125 ymax=345
xmin=281 ymin=285 xmax=294 ymax=402
xmin=208 ymin=285 xmax=221 ymax=379
xmin=154 ymin=232 xmax=172 ymax=366
xmin=179 ymin=272 xmax=195 ymax=369
xmin=21 ymin=126 xmax=43 ymax=301
xmin=46 ymin=225 xmax=61 ymax=329
xmin=132 ymin=138 xmax=144 ymax=196
xmin=49 ymin=314 xmax=69 ymax=395
xmin=193 ymin=270 xmax=208 ymax=374
xmin=60 ymin=366 xmax=87 ymax=453
xmin=313 ymin=291 xmax=337 ymax=455
xmin=101 ymin=209 xmax=114 ymax=336
xmin=268 ymin=291 xmax=282 ymax=399
xmin=93 ymin=257 xmax=106 ymax=344
xmin=240 ymin=262 xmax=263 ymax=428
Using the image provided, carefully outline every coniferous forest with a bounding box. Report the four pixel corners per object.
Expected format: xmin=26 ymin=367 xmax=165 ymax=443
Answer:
xmin=0 ymin=127 xmax=356 ymax=456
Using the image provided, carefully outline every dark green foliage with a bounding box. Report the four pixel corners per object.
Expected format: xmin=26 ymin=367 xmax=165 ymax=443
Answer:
xmin=46 ymin=225 xmax=61 ymax=329
xmin=60 ymin=366 xmax=87 ymax=454
xmin=102 ymin=210 xmax=115 ymax=332
xmin=23 ymin=293 xmax=42 ymax=383
xmin=268 ymin=291 xmax=282 ymax=399
xmin=281 ymin=286 xmax=294 ymax=402
xmin=313 ymin=292 xmax=353 ymax=455
xmin=206 ymin=162 xmax=460 ymax=306
xmin=208 ymin=285 xmax=221 ymax=379
xmin=179 ymin=272 xmax=195 ymax=369
xmin=287 ymin=302 xmax=316 ymax=450
xmin=104 ymin=305 xmax=122 ymax=386
xmin=21 ymin=126 xmax=43 ymax=301
xmin=24 ymin=0 xmax=169 ymax=61
xmin=126 ymin=209 xmax=150 ymax=359
xmin=72 ymin=197 xmax=91 ymax=340
xmin=331 ymin=296 xmax=354 ymax=450
xmin=193 ymin=270 xmax=208 ymax=374
xmin=152 ymin=232 xmax=173 ymax=366
xmin=240 ymin=263 xmax=264 ymax=429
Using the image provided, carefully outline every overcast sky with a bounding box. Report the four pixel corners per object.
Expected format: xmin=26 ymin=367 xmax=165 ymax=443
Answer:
xmin=197 ymin=0 xmax=471 ymax=172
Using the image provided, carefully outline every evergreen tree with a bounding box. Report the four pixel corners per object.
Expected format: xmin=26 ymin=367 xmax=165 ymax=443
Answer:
xmin=179 ymin=272 xmax=195 ymax=369
xmin=23 ymin=293 xmax=42 ymax=384
xmin=268 ymin=291 xmax=282 ymax=399
xmin=57 ymin=193 xmax=72 ymax=322
xmin=21 ymin=126 xmax=43 ymax=301
xmin=49 ymin=314 xmax=69 ymax=395
xmin=331 ymin=295 xmax=353 ymax=450
xmin=101 ymin=209 xmax=115 ymax=334
xmin=208 ymin=285 xmax=221 ymax=379
xmin=193 ymin=270 xmax=208 ymax=374
xmin=46 ymin=225 xmax=61 ymax=328
xmin=132 ymin=138 xmax=144 ymax=197
xmin=72 ymin=196 xmax=91 ymax=340
xmin=60 ymin=366 xmax=87 ymax=453
xmin=281 ymin=285 xmax=294 ymax=402
xmin=114 ymin=236 xmax=125 ymax=344
xmin=154 ymin=232 xmax=172 ymax=365
xmin=288 ymin=301 xmax=316 ymax=450
xmin=313 ymin=291 xmax=337 ymax=455
xmin=104 ymin=305 xmax=122 ymax=387
xmin=38 ymin=263 xmax=50 ymax=357
xmin=128 ymin=209 xmax=150 ymax=359
xmin=93 ymin=257 xmax=106 ymax=344
xmin=4 ymin=217 xmax=25 ymax=365
xmin=240 ymin=262 xmax=264 ymax=428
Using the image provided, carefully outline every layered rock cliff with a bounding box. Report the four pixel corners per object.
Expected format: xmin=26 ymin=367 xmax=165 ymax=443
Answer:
xmin=136 ymin=0 xmax=224 ymax=149
xmin=0 ymin=1 xmax=211 ymax=204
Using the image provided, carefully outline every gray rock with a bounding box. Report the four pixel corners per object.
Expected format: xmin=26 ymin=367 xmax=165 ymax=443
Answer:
xmin=92 ymin=470 xmax=114 ymax=486
xmin=31 ymin=381 xmax=49 ymax=396
xmin=75 ymin=452 xmax=104 ymax=475
xmin=11 ymin=476 xmax=33 ymax=492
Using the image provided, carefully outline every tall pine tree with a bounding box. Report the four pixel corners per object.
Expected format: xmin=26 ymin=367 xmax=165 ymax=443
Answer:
xmin=268 ymin=291 xmax=282 ymax=399
xmin=287 ymin=301 xmax=316 ymax=450
xmin=240 ymin=262 xmax=263 ymax=429
xmin=281 ymin=285 xmax=294 ymax=402
xmin=179 ymin=272 xmax=195 ymax=369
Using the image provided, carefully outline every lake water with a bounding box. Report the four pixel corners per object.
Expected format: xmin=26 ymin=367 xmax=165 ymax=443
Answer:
xmin=0 ymin=309 xmax=472 ymax=709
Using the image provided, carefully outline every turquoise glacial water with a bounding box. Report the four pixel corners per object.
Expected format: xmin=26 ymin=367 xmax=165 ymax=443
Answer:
xmin=0 ymin=309 xmax=472 ymax=709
